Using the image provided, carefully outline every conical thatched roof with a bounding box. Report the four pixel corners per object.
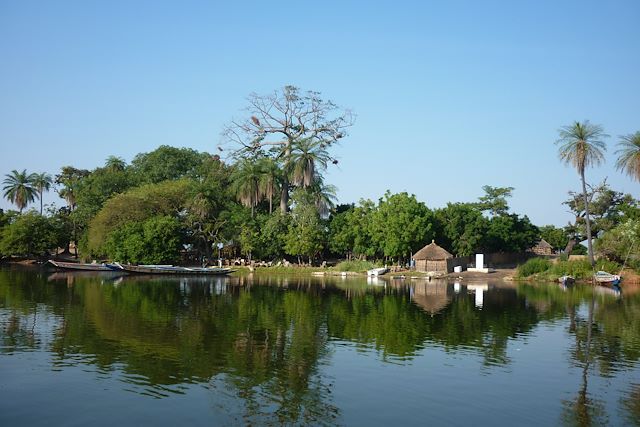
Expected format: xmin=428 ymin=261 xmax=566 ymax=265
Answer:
xmin=413 ymin=240 xmax=453 ymax=260
xmin=534 ymin=239 xmax=552 ymax=249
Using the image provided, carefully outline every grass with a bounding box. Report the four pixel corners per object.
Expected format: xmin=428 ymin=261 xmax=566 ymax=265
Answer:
xmin=233 ymin=259 xmax=380 ymax=275
xmin=333 ymin=260 xmax=377 ymax=272
xmin=516 ymin=257 xmax=622 ymax=281
xmin=516 ymin=258 xmax=551 ymax=278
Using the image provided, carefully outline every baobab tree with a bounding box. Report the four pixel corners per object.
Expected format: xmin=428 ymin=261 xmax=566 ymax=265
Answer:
xmin=222 ymin=86 xmax=354 ymax=212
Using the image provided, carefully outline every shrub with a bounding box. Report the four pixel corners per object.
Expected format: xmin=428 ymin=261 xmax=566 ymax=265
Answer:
xmin=549 ymin=259 xmax=621 ymax=280
xmin=334 ymin=260 xmax=377 ymax=272
xmin=0 ymin=212 xmax=63 ymax=257
xmin=516 ymin=257 xmax=551 ymax=278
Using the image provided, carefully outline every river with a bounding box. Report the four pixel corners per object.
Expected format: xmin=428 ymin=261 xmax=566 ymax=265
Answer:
xmin=1 ymin=267 xmax=639 ymax=426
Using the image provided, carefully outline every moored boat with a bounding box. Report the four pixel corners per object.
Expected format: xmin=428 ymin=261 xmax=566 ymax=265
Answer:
xmin=115 ymin=263 xmax=234 ymax=275
xmin=48 ymin=260 xmax=121 ymax=272
xmin=558 ymin=275 xmax=575 ymax=286
xmin=594 ymin=271 xmax=621 ymax=285
xmin=367 ymin=267 xmax=389 ymax=277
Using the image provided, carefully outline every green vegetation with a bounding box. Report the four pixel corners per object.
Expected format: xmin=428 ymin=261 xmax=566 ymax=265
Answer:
xmin=1 ymin=90 xmax=639 ymax=272
xmin=615 ymin=131 xmax=640 ymax=182
xmin=516 ymin=258 xmax=551 ymax=278
xmin=333 ymin=260 xmax=377 ymax=272
xmin=0 ymin=212 xmax=66 ymax=258
xmin=2 ymin=169 xmax=39 ymax=213
xmin=516 ymin=257 xmax=621 ymax=280
xmin=555 ymin=121 xmax=608 ymax=266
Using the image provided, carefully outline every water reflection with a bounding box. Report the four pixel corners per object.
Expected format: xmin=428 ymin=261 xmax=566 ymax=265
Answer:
xmin=1 ymin=268 xmax=640 ymax=425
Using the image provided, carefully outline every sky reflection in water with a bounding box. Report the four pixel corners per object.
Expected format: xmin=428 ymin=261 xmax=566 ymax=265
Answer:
xmin=1 ymin=268 xmax=639 ymax=426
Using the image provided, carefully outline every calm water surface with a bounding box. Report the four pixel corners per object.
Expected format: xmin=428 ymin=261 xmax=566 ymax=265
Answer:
xmin=1 ymin=267 xmax=639 ymax=426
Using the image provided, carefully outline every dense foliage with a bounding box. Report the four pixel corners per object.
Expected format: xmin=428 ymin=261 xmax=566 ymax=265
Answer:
xmin=0 ymin=212 xmax=65 ymax=257
xmin=2 ymin=90 xmax=638 ymax=266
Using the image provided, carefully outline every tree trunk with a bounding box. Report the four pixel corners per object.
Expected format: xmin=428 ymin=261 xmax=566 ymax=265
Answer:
xmin=40 ymin=190 xmax=43 ymax=215
xmin=581 ymin=171 xmax=595 ymax=266
xmin=280 ymin=179 xmax=289 ymax=212
xmin=280 ymin=140 xmax=292 ymax=212
xmin=564 ymin=238 xmax=577 ymax=255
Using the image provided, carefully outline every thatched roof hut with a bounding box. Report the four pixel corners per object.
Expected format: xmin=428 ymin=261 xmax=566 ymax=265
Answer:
xmin=413 ymin=240 xmax=454 ymax=273
xmin=412 ymin=281 xmax=452 ymax=315
xmin=530 ymin=239 xmax=553 ymax=256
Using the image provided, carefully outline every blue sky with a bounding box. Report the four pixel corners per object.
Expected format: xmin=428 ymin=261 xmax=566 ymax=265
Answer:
xmin=1 ymin=0 xmax=638 ymax=226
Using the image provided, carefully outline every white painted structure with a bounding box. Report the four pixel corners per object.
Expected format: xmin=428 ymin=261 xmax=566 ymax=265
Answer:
xmin=467 ymin=253 xmax=491 ymax=273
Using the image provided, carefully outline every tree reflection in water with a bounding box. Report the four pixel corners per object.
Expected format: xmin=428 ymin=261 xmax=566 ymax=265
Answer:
xmin=1 ymin=269 xmax=640 ymax=425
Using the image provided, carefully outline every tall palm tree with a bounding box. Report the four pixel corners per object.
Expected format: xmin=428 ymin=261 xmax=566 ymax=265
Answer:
xmin=55 ymin=166 xmax=89 ymax=212
xmin=104 ymin=156 xmax=127 ymax=172
xmin=287 ymin=139 xmax=332 ymax=188
xmin=556 ymin=121 xmax=608 ymax=266
xmin=2 ymin=169 xmax=37 ymax=213
xmin=30 ymin=172 xmax=53 ymax=214
xmin=257 ymin=158 xmax=281 ymax=214
xmin=615 ymin=131 xmax=640 ymax=182
xmin=231 ymin=159 xmax=263 ymax=217
xmin=308 ymin=175 xmax=338 ymax=218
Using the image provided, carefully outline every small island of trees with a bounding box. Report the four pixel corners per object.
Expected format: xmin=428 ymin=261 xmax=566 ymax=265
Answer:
xmin=1 ymin=87 xmax=639 ymax=274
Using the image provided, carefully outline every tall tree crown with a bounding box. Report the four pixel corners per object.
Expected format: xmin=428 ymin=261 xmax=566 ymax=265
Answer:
xmin=556 ymin=121 xmax=608 ymax=174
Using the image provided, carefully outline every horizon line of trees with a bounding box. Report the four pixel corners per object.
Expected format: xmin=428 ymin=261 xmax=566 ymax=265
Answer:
xmin=1 ymin=88 xmax=639 ymax=266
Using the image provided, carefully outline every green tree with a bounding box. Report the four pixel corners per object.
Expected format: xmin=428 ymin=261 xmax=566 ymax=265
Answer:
xmin=287 ymin=139 xmax=332 ymax=189
xmin=328 ymin=201 xmax=377 ymax=260
xmin=0 ymin=212 xmax=62 ymax=257
xmin=2 ymin=169 xmax=37 ymax=213
xmin=308 ymin=176 xmax=338 ymax=218
xmin=104 ymin=156 xmax=127 ymax=172
xmin=556 ymin=120 xmax=608 ymax=266
xmin=103 ymin=215 xmax=182 ymax=264
xmin=183 ymin=158 xmax=234 ymax=262
xmin=595 ymin=219 xmax=640 ymax=267
xmin=73 ymin=163 xmax=135 ymax=222
xmin=131 ymin=145 xmax=209 ymax=184
xmin=433 ymin=203 xmax=488 ymax=256
xmin=257 ymin=157 xmax=281 ymax=214
xmin=231 ymin=159 xmax=264 ymax=217
xmin=54 ymin=166 xmax=90 ymax=258
xmin=55 ymin=166 xmax=90 ymax=211
xmin=285 ymin=190 xmax=326 ymax=264
xmin=615 ymin=131 xmax=640 ymax=182
xmin=539 ymin=225 xmax=569 ymax=252
xmin=369 ymin=191 xmax=433 ymax=263
xmin=484 ymin=214 xmax=539 ymax=253
xmin=477 ymin=185 xmax=514 ymax=216
xmin=86 ymin=180 xmax=193 ymax=258
xmin=29 ymin=172 xmax=53 ymax=215
xmin=563 ymin=181 xmax=631 ymax=254
xmin=224 ymin=86 xmax=354 ymax=212
xmin=258 ymin=213 xmax=290 ymax=260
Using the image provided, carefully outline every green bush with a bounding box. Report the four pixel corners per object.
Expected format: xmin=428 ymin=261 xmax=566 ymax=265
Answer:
xmin=0 ymin=212 xmax=64 ymax=257
xmin=516 ymin=257 xmax=551 ymax=278
xmin=334 ymin=260 xmax=377 ymax=272
xmin=550 ymin=259 xmax=621 ymax=280
xmin=103 ymin=215 xmax=182 ymax=264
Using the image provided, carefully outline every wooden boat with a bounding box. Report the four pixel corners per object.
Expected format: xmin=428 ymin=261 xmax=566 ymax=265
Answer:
xmin=48 ymin=259 xmax=121 ymax=271
xmin=367 ymin=267 xmax=389 ymax=277
xmin=115 ymin=263 xmax=234 ymax=275
xmin=558 ymin=275 xmax=575 ymax=285
xmin=594 ymin=271 xmax=621 ymax=285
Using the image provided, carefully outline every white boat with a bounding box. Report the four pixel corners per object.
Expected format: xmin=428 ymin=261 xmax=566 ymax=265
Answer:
xmin=367 ymin=267 xmax=389 ymax=277
xmin=594 ymin=271 xmax=621 ymax=284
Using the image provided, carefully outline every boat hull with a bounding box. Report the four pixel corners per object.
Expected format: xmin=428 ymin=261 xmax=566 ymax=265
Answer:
xmin=48 ymin=260 xmax=120 ymax=271
xmin=367 ymin=267 xmax=389 ymax=277
xmin=116 ymin=263 xmax=234 ymax=275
